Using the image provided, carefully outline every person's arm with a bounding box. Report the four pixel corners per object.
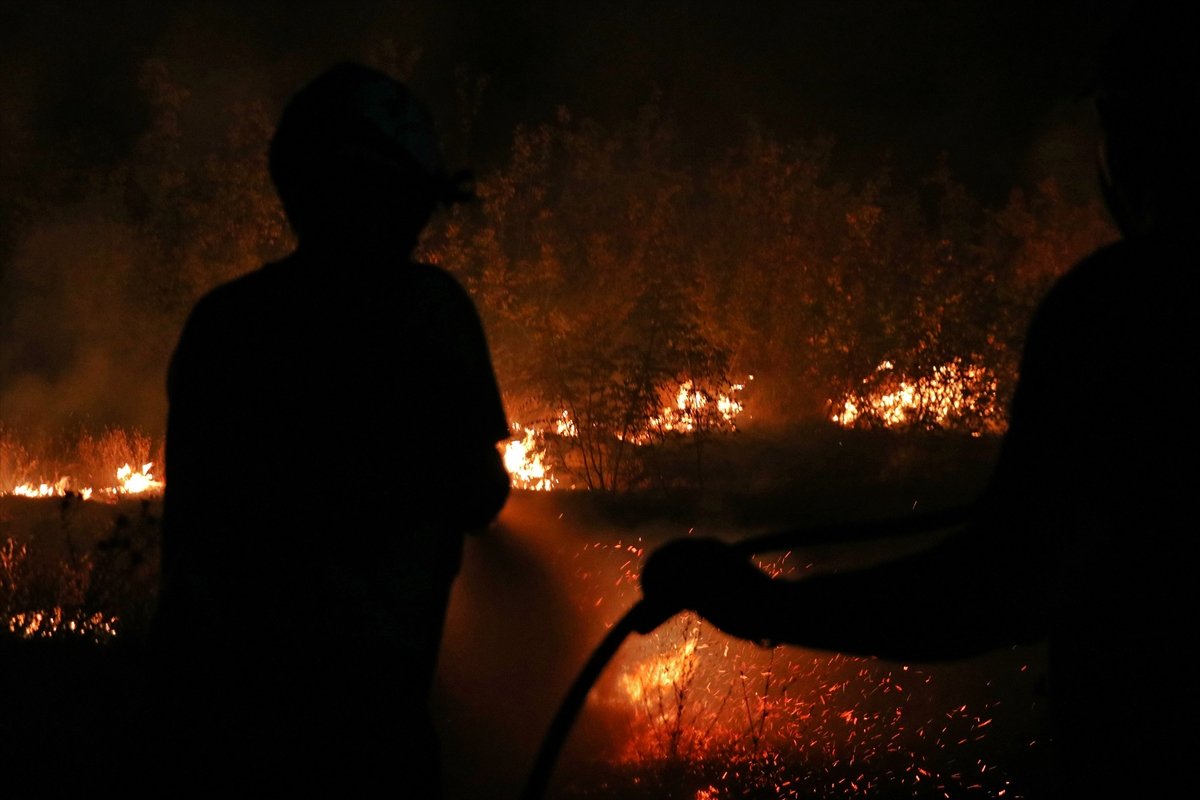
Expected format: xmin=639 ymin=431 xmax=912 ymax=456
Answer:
xmin=434 ymin=269 xmax=511 ymax=532
xmin=639 ymin=278 xmax=1082 ymax=661
xmin=639 ymin=520 xmax=1048 ymax=662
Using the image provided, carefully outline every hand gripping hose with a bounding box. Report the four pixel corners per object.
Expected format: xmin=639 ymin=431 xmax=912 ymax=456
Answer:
xmin=520 ymin=503 xmax=972 ymax=800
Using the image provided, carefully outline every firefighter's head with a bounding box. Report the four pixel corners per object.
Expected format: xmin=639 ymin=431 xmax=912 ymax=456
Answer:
xmin=269 ymin=63 xmax=470 ymax=254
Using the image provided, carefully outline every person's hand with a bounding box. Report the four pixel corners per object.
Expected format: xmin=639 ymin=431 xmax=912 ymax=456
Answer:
xmin=636 ymin=537 xmax=775 ymax=642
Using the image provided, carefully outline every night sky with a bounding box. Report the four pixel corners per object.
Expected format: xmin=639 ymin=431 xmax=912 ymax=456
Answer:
xmin=1 ymin=0 xmax=1132 ymax=432
xmin=3 ymin=1 xmax=1131 ymax=197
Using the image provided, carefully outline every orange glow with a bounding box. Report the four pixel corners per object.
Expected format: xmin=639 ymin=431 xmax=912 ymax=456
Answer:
xmin=499 ymin=378 xmax=748 ymax=490
xmin=620 ymin=626 xmax=700 ymax=705
xmin=502 ymin=425 xmax=558 ymax=492
xmin=3 ymin=462 xmax=162 ymax=502
xmin=12 ymin=479 xmax=70 ymax=498
xmin=570 ymin=543 xmax=1025 ymax=797
xmin=832 ymin=359 xmax=1004 ymax=436
xmin=6 ymin=607 xmax=119 ymax=641
xmin=111 ymin=462 xmax=163 ymax=495
xmin=648 ymin=380 xmax=747 ymax=436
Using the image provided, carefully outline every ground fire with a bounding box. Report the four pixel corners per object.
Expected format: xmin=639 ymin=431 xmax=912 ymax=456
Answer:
xmin=504 ymin=379 xmax=750 ymax=491
xmin=534 ymin=537 xmax=1042 ymax=799
xmin=3 ymin=462 xmax=164 ymax=502
xmin=2 ymin=367 xmax=1004 ymax=500
xmin=1 ymin=377 xmax=1039 ymax=798
xmin=832 ymin=360 xmax=1006 ymax=437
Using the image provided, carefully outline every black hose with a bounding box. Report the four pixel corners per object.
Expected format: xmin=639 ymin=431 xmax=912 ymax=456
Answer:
xmin=521 ymin=502 xmax=974 ymax=799
xmin=520 ymin=601 xmax=650 ymax=800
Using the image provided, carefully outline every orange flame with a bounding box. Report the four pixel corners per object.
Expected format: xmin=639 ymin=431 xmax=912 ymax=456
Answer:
xmin=3 ymin=463 xmax=162 ymax=502
xmin=502 ymin=426 xmax=558 ymax=492
xmin=832 ymin=360 xmax=1004 ymax=435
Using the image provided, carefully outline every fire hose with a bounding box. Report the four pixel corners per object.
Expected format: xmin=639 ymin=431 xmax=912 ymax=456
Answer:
xmin=520 ymin=503 xmax=972 ymax=800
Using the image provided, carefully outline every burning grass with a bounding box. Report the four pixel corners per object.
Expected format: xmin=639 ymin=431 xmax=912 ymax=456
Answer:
xmin=504 ymin=379 xmax=749 ymax=492
xmin=1 ymin=424 xmax=1042 ymax=798
xmin=1 ymin=493 xmax=160 ymax=643
xmin=545 ymin=534 xmax=1046 ymax=800
xmin=832 ymin=360 xmax=1006 ymax=438
xmin=1 ymin=426 xmax=165 ymax=501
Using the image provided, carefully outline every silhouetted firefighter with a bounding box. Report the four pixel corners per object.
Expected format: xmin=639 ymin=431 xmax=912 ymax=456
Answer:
xmin=150 ymin=64 xmax=510 ymax=796
xmin=640 ymin=11 xmax=1198 ymax=799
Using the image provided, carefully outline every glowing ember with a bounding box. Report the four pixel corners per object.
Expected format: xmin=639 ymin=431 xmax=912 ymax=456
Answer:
xmin=554 ymin=409 xmax=577 ymax=438
xmin=619 ymin=622 xmax=700 ymax=705
xmin=6 ymin=607 xmax=119 ymax=642
xmin=832 ymin=359 xmax=1005 ymax=436
xmin=501 ymin=379 xmax=747 ymax=490
xmin=3 ymin=463 xmax=162 ymax=501
xmin=649 ymin=380 xmax=747 ymax=435
xmin=571 ymin=539 xmax=1040 ymax=799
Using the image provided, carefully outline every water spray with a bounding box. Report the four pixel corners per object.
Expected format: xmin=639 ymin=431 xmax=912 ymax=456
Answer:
xmin=521 ymin=503 xmax=972 ymax=800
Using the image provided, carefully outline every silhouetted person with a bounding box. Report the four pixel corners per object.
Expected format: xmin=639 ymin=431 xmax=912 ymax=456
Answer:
xmin=150 ymin=63 xmax=510 ymax=796
xmin=640 ymin=12 xmax=1198 ymax=798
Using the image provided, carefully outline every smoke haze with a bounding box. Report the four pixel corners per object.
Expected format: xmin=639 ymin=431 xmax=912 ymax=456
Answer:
xmin=1 ymin=1 xmax=1128 ymax=438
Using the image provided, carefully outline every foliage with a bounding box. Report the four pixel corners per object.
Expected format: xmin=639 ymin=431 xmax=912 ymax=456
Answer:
xmin=0 ymin=57 xmax=1116 ymax=482
xmin=425 ymin=102 xmax=1114 ymax=470
xmin=0 ymin=496 xmax=157 ymax=644
xmin=0 ymin=59 xmax=292 ymax=435
xmin=424 ymin=107 xmax=737 ymax=491
xmin=0 ymin=425 xmax=162 ymax=495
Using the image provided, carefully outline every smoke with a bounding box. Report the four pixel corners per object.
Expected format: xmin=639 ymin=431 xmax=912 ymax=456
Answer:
xmin=0 ymin=203 xmax=170 ymax=434
xmin=0 ymin=2 xmax=1129 ymax=441
xmin=434 ymin=493 xmax=725 ymax=797
xmin=435 ymin=499 xmax=596 ymax=798
xmin=0 ymin=3 xmax=447 ymax=440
